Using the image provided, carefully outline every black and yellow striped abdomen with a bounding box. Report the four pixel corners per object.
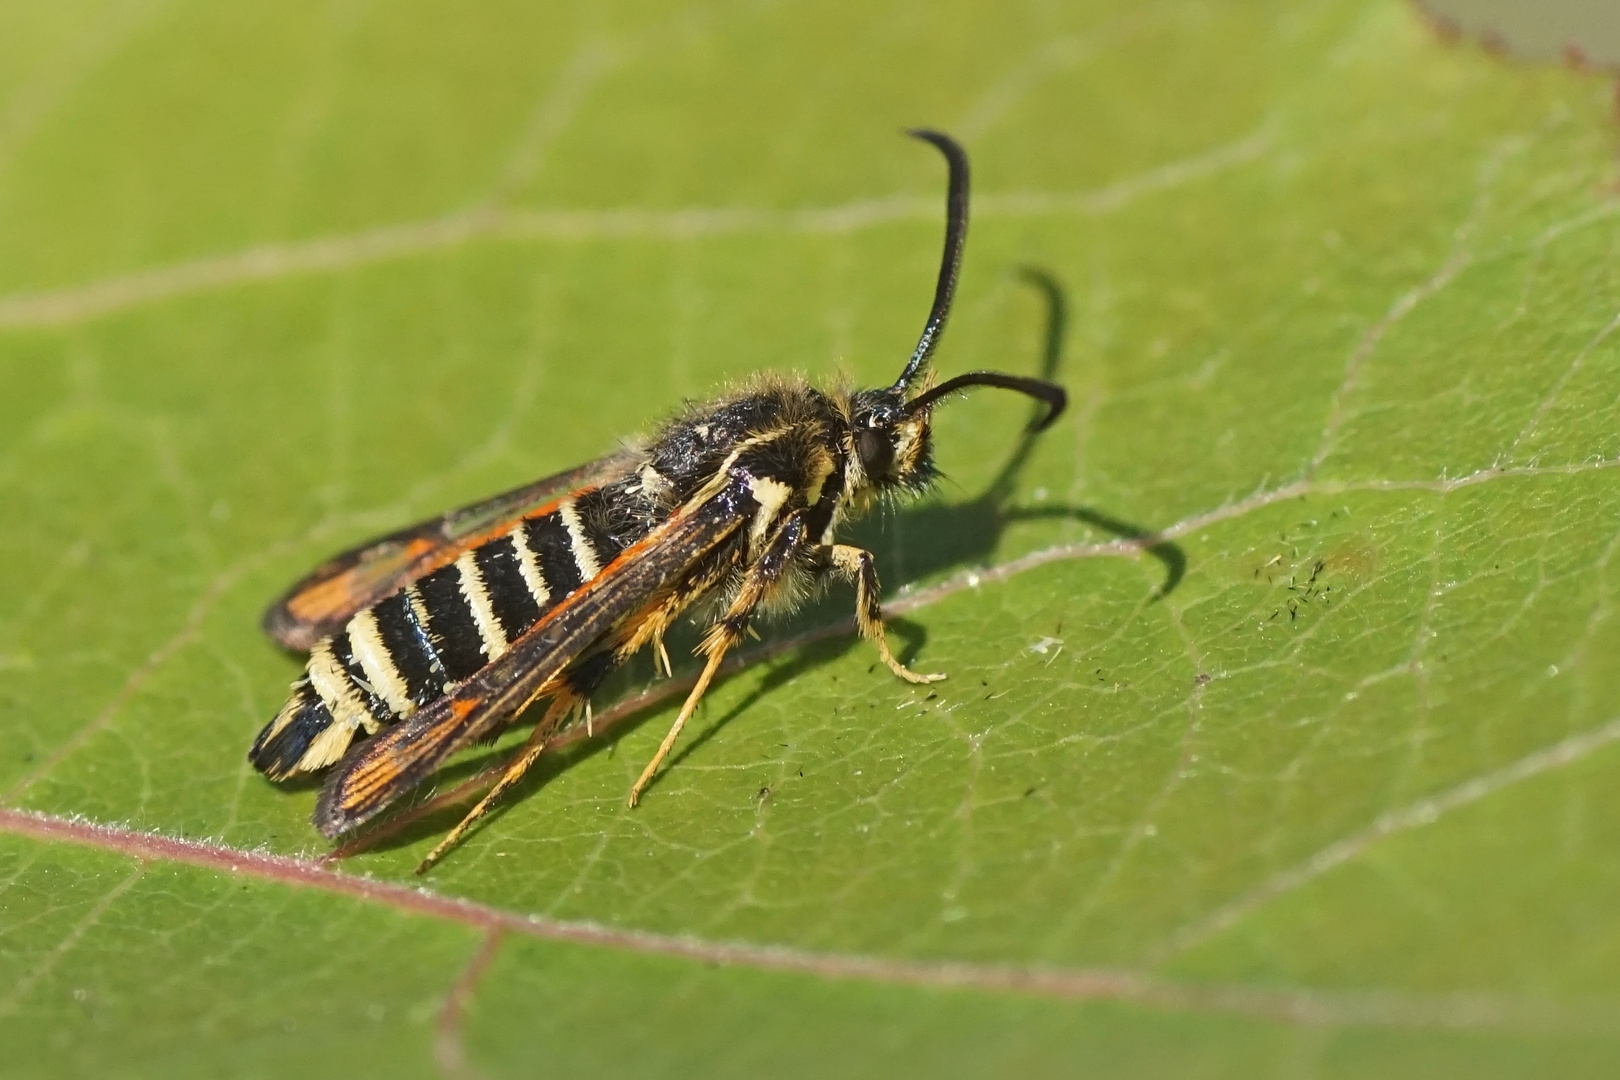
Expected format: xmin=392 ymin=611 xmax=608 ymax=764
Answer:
xmin=250 ymin=490 xmax=647 ymax=779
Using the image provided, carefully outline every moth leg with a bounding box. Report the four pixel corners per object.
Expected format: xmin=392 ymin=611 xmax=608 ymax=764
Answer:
xmin=414 ymin=692 xmax=575 ymax=874
xmin=629 ymin=513 xmax=809 ymax=807
xmin=628 ymin=647 xmax=728 ymax=808
xmin=826 ymin=544 xmax=945 ymax=685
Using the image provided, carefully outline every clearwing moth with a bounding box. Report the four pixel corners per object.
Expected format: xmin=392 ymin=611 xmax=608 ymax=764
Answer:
xmin=251 ymin=130 xmax=1066 ymax=871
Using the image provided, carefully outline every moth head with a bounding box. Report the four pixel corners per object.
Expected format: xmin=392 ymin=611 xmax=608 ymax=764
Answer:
xmin=847 ymin=385 xmax=935 ymax=495
xmin=845 ymin=370 xmax=1066 ymax=497
xmin=846 ymin=129 xmax=1066 ymax=497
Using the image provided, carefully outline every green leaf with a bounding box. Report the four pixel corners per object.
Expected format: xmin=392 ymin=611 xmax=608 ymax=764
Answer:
xmin=3 ymin=0 xmax=1619 ymax=1075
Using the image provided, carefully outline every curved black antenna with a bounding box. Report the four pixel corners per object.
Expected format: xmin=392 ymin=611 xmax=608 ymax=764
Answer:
xmin=904 ymin=371 xmax=1067 ymax=432
xmin=895 ymin=129 xmax=970 ymax=390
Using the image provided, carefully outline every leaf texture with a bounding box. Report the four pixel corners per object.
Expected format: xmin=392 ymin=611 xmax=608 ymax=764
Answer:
xmin=2 ymin=0 xmax=1619 ymax=1075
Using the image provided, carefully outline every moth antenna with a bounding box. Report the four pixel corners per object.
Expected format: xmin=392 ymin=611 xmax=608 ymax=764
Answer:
xmin=895 ymin=129 xmax=970 ymax=390
xmin=904 ymin=371 xmax=1067 ymax=432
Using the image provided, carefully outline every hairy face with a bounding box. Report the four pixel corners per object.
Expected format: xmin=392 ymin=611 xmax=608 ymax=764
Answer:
xmin=847 ymin=387 xmax=936 ymax=496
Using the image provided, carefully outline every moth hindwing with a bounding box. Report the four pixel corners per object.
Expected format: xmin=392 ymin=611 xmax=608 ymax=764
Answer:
xmin=250 ymin=129 xmax=1067 ymax=871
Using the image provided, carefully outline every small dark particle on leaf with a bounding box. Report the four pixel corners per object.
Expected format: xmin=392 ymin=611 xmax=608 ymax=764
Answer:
xmin=757 ymin=786 xmax=771 ymax=801
xmin=925 ymin=692 xmax=938 ymax=701
xmin=1194 ymin=673 xmax=1211 ymax=686
xmin=1023 ymin=786 xmax=1037 ymax=797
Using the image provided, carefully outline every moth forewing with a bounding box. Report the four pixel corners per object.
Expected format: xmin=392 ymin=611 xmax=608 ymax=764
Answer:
xmin=263 ymin=449 xmax=640 ymax=651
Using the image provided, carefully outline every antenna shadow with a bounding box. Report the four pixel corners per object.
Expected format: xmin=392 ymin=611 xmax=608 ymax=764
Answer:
xmin=852 ymin=266 xmax=1184 ymax=598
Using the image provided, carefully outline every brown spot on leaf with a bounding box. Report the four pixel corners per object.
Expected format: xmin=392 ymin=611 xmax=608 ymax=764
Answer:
xmin=1324 ymin=544 xmax=1379 ymax=583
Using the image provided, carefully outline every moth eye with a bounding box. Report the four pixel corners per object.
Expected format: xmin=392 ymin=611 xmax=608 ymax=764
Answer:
xmin=857 ymin=428 xmax=895 ymax=479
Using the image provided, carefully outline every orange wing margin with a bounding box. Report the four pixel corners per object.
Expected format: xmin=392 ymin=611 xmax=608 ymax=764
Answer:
xmin=263 ymin=450 xmax=638 ymax=652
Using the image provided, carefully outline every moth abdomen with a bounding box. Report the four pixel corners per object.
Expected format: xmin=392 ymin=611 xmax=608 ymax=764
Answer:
xmin=248 ymin=680 xmax=333 ymax=780
xmin=468 ymin=535 xmax=545 ymax=645
xmin=572 ymin=483 xmax=642 ymax=565
xmin=251 ymin=493 xmax=663 ymax=780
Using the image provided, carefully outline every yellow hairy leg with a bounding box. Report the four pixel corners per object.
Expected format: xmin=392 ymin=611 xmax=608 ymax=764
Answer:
xmin=414 ymin=694 xmax=576 ymax=874
xmin=828 ymin=543 xmax=945 ymax=685
xmin=627 ymin=646 xmax=729 ymax=808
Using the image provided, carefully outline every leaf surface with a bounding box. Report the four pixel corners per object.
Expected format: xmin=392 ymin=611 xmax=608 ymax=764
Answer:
xmin=3 ymin=1 xmax=1620 ymax=1076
